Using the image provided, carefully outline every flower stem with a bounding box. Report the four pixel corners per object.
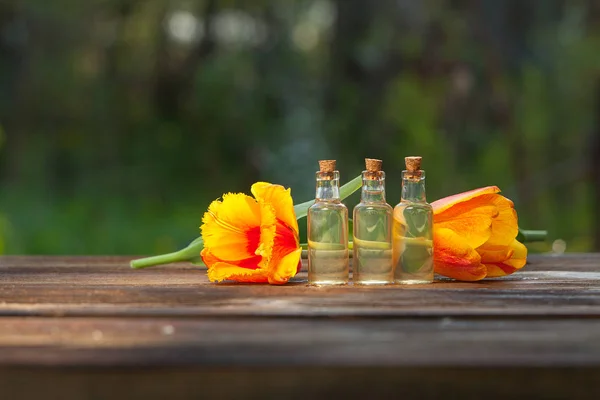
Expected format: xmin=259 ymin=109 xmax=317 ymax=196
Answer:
xmin=130 ymin=250 xmax=187 ymax=269
xmin=130 ymin=237 xmax=205 ymax=269
xmin=518 ymin=229 xmax=548 ymax=243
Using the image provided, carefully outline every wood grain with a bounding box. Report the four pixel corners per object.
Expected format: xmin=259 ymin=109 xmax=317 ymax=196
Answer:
xmin=1 ymin=316 xmax=600 ymax=367
xmin=1 ymin=255 xmax=599 ymax=318
xmin=1 ymin=254 xmax=599 ymax=399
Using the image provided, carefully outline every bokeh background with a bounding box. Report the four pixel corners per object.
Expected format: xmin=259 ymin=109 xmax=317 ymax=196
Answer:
xmin=0 ymin=0 xmax=598 ymax=256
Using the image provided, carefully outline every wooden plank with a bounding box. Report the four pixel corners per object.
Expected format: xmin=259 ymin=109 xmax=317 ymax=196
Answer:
xmin=1 ymin=316 xmax=600 ymax=398
xmin=1 ymin=255 xmax=600 ymax=318
xmin=1 ymin=366 xmax=598 ymax=400
xmin=0 ymin=255 xmax=599 ymax=398
xmin=1 ymin=317 xmax=600 ymax=367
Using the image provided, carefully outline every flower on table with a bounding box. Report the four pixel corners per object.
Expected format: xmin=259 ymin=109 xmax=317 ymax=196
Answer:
xmin=432 ymin=186 xmax=527 ymax=281
xmin=200 ymin=182 xmax=302 ymax=284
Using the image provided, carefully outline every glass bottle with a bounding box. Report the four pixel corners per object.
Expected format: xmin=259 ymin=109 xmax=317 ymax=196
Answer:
xmin=392 ymin=156 xmax=434 ymax=284
xmin=308 ymin=160 xmax=349 ymax=285
xmin=353 ymin=158 xmax=393 ymax=285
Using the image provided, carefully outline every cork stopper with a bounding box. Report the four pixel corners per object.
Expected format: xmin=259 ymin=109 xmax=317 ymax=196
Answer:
xmin=365 ymin=158 xmax=382 ymax=172
xmin=364 ymin=158 xmax=383 ymax=179
xmin=405 ymin=156 xmax=422 ymax=173
xmin=405 ymin=156 xmax=423 ymax=180
xmin=318 ymin=160 xmax=336 ymax=173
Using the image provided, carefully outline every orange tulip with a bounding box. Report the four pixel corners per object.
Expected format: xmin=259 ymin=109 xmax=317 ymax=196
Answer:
xmin=432 ymin=186 xmax=527 ymax=281
xmin=200 ymin=182 xmax=301 ymax=284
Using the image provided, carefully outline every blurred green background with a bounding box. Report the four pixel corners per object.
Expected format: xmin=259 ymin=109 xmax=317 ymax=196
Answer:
xmin=0 ymin=0 xmax=598 ymax=255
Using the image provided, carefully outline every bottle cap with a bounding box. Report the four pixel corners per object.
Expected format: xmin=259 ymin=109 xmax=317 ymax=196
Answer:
xmin=365 ymin=158 xmax=382 ymax=172
xmin=405 ymin=156 xmax=422 ymax=172
xmin=318 ymin=160 xmax=336 ymax=173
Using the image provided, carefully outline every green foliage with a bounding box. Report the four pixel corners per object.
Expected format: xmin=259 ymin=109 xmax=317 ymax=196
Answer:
xmin=0 ymin=0 xmax=598 ymax=255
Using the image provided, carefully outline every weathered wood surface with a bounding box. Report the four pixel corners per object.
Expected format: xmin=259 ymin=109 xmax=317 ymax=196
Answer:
xmin=1 ymin=255 xmax=600 ymax=318
xmin=1 ymin=254 xmax=600 ymax=399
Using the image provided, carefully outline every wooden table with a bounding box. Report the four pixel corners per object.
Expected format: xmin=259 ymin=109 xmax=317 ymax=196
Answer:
xmin=1 ymin=255 xmax=599 ymax=399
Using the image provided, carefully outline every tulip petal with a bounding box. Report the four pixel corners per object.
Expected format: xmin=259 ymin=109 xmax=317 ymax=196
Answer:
xmin=485 ymin=194 xmax=518 ymax=247
xmin=433 ymin=227 xmax=487 ymax=281
xmin=201 ymin=248 xmax=262 ymax=270
xmin=264 ymin=220 xmax=302 ymax=283
xmin=207 ymin=261 xmax=269 ymax=283
xmin=431 ymin=186 xmax=500 ymax=214
xmin=268 ymin=248 xmax=302 ymax=285
xmin=255 ymin=202 xmax=277 ymax=268
xmin=434 ymin=202 xmax=496 ymax=248
xmin=201 ymin=193 xmax=262 ymax=261
xmin=485 ymin=239 xmax=527 ymax=277
xmin=477 ymin=243 xmax=514 ymax=263
xmin=251 ymin=182 xmax=299 ymax=235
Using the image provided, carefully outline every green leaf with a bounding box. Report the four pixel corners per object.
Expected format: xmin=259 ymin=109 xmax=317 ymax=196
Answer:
xmin=403 ymin=207 xmax=430 ymax=238
xmin=401 ymin=244 xmax=432 ymax=274
xmin=189 ymin=256 xmax=206 ymax=266
xmin=293 ymin=174 xmax=362 ymax=219
xmin=292 ymin=199 xmax=314 ymax=220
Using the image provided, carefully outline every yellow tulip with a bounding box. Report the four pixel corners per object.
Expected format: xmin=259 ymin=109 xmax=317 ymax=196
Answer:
xmin=200 ymin=182 xmax=301 ymax=284
xmin=432 ymin=186 xmax=527 ymax=281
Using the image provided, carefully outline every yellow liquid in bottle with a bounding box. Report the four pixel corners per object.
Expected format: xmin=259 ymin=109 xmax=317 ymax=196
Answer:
xmin=308 ymin=202 xmax=349 ymax=285
xmin=353 ymin=203 xmax=393 ymax=285
xmin=392 ymin=202 xmax=433 ymax=284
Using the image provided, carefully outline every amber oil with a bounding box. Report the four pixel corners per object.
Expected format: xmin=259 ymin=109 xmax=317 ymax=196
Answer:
xmin=352 ymin=158 xmax=393 ymax=285
xmin=392 ymin=156 xmax=434 ymax=284
xmin=308 ymin=160 xmax=349 ymax=285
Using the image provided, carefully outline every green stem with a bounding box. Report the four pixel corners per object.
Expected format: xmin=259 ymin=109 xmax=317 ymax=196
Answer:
xmin=518 ymin=229 xmax=548 ymax=243
xmin=130 ymin=237 xmax=205 ymax=269
xmin=130 ymin=250 xmax=188 ymax=269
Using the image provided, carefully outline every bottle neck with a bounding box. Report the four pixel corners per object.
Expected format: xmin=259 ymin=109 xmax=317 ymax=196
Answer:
xmin=315 ymin=171 xmax=340 ymax=201
xmin=360 ymin=171 xmax=386 ymax=203
xmin=401 ymin=171 xmax=427 ymax=202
